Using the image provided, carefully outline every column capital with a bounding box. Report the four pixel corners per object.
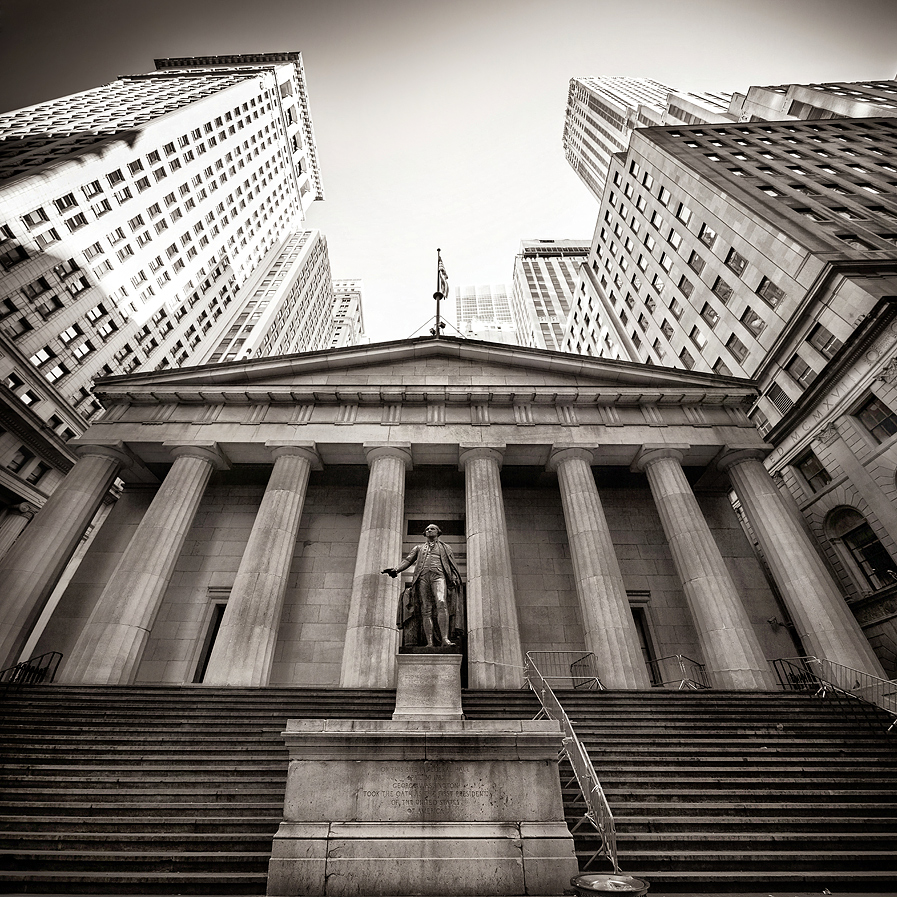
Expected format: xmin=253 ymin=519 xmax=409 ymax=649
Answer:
xmin=631 ymin=444 xmax=689 ymax=473
xmin=14 ymin=502 xmax=37 ymax=520
xmin=165 ymin=442 xmax=230 ymax=470
xmin=266 ymin=442 xmax=323 ymax=470
xmin=363 ymin=443 xmax=412 ymax=470
xmin=547 ymin=445 xmax=595 ymax=472
xmin=458 ymin=444 xmax=505 ymax=470
xmin=71 ymin=441 xmax=135 ymax=470
xmin=716 ymin=445 xmax=769 ymax=473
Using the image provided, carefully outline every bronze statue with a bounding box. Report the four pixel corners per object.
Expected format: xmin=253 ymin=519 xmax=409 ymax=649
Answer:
xmin=383 ymin=524 xmax=464 ymax=648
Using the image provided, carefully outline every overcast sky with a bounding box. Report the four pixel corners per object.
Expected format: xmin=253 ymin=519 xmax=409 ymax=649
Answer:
xmin=2 ymin=0 xmax=896 ymax=342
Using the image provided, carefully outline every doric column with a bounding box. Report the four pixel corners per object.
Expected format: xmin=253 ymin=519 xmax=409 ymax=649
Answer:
xmin=0 ymin=503 xmax=37 ymax=559
xmin=63 ymin=444 xmax=227 ymax=685
xmin=720 ymin=448 xmax=886 ymax=677
xmin=340 ymin=444 xmax=411 ymax=688
xmin=0 ymin=444 xmax=129 ymax=669
xmin=548 ymin=447 xmax=650 ymax=689
xmin=203 ymin=443 xmax=321 ymax=686
xmin=634 ymin=446 xmax=776 ymax=690
xmin=459 ymin=445 xmax=523 ymax=689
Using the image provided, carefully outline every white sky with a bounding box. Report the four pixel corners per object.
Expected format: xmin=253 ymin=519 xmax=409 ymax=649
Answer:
xmin=1 ymin=0 xmax=896 ymax=342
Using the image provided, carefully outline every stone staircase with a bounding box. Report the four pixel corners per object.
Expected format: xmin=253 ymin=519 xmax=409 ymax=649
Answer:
xmin=0 ymin=685 xmax=895 ymax=893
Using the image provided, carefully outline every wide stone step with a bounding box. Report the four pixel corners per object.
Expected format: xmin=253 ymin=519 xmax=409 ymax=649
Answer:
xmin=0 ymin=815 xmax=280 ymax=834
xmin=608 ymin=848 xmax=896 ymax=872
xmin=0 ymin=849 xmax=272 ymax=872
xmin=613 ymin=813 xmax=897 ymax=832
xmin=0 ymin=832 xmax=277 ymax=852
xmin=0 ymin=871 xmax=268 ymax=895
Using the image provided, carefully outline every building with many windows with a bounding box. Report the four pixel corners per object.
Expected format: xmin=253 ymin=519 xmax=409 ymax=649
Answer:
xmin=562 ymin=77 xmax=674 ymax=201
xmin=329 ymin=279 xmax=366 ymax=349
xmin=511 ymin=240 xmax=588 ymax=351
xmin=0 ymin=53 xmax=338 ymax=556
xmin=455 ymin=283 xmax=519 ymax=345
xmin=561 ymin=113 xmax=897 ymax=670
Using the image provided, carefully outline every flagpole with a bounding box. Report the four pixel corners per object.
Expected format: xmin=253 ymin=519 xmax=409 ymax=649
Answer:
xmin=432 ymin=248 xmax=443 ymax=338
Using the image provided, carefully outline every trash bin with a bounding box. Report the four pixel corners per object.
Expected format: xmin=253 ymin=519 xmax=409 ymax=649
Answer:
xmin=570 ymin=873 xmax=649 ymax=896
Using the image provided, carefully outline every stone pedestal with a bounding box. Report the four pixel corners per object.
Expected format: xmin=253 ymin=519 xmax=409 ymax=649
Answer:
xmin=266 ymin=717 xmax=578 ymax=897
xmin=393 ymin=651 xmax=463 ymax=721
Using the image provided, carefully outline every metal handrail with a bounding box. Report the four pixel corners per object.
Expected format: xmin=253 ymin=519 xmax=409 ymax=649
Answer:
xmin=523 ymin=652 xmax=619 ymax=873
xmin=775 ymin=655 xmax=897 ymax=732
xmin=525 ymin=651 xmax=605 ymax=690
xmin=0 ymin=651 xmax=62 ymax=692
xmin=645 ymin=653 xmax=710 ymax=690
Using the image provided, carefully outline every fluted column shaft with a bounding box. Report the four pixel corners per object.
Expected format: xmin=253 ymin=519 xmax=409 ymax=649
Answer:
xmin=460 ymin=445 xmax=523 ymax=689
xmin=203 ymin=445 xmax=320 ymax=686
xmin=340 ymin=445 xmax=411 ymax=688
xmin=0 ymin=446 xmax=127 ymax=669
xmin=637 ymin=448 xmax=775 ymax=689
xmin=722 ymin=451 xmax=886 ymax=677
xmin=550 ymin=448 xmax=650 ymax=688
xmin=63 ymin=445 xmax=224 ymax=685
xmin=0 ymin=503 xmax=37 ymax=559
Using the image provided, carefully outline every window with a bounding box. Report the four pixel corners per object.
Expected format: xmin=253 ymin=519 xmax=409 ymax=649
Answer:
xmin=7 ymin=447 xmax=34 ymax=474
xmin=661 ymin=319 xmax=674 ymax=339
xmin=726 ymin=333 xmax=749 ymax=363
xmin=35 ymin=229 xmax=60 ymax=249
xmin=22 ymin=208 xmax=48 ymax=228
xmin=713 ymin=358 xmax=732 ymax=377
xmin=21 ymin=277 xmax=51 ymax=299
xmin=669 ymin=297 xmax=683 ymax=319
xmin=700 ymin=303 xmax=719 ymax=328
xmin=795 ymin=451 xmax=831 ymax=493
xmin=54 ymin=193 xmax=77 ymax=213
xmin=675 ymin=203 xmax=692 ymax=225
xmin=712 ymin=277 xmax=733 ymax=303
xmin=678 ymin=275 xmax=694 ymax=298
xmin=658 ymin=187 xmax=671 ymax=206
xmin=827 ymin=507 xmax=896 ymax=591
xmin=679 ymin=347 xmax=695 ymax=369
xmin=107 ymin=169 xmax=125 ymax=186
xmin=59 ymin=324 xmax=82 ymax=344
xmin=82 ymin=180 xmax=102 ymax=199
xmin=741 ymin=306 xmax=765 ymax=336
xmin=786 ymin=354 xmax=817 ymax=389
xmin=808 ymin=322 xmax=843 ymax=359
xmin=725 ymin=249 xmax=747 ymax=276
xmin=53 ymin=258 xmax=79 ymax=279
xmin=688 ymin=251 xmax=705 ymax=274
xmin=699 ymin=223 xmax=717 ymax=248
xmin=757 ymin=277 xmax=785 ymax=308
xmin=690 ymin=326 xmax=707 ymax=349
xmin=855 ymin=395 xmax=897 ymax=443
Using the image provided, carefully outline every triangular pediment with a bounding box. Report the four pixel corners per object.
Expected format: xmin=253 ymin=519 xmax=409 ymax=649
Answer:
xmin=94 ymin=336 xmax=756 ymax=405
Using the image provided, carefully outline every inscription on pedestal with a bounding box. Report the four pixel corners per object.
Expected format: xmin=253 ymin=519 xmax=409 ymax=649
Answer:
xmin=357 ymin=774 xmax=501 ymax=815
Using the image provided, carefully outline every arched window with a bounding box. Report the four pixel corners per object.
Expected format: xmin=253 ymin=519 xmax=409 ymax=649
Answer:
xmin=826 ymin=507 xmax=897 ymax=591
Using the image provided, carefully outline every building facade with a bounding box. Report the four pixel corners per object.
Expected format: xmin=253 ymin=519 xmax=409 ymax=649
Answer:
xmin=329 ymin=279 xmax=365 ymax=349
xmin=562 ymin=77 xmax=673 ymax=202
xmin=0 ymin=336 xmax=886 ymax=686
xmin=455 ymin=283 xmax=519 ymax=345
xmin=511 ymin=240 xmax=589 ymax=351
xmin=0 ymin=53 xmax=339 ymax=556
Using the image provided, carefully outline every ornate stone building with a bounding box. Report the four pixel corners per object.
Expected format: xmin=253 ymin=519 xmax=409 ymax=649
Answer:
xmin=0 ymin=337 xmax=885 ymax=687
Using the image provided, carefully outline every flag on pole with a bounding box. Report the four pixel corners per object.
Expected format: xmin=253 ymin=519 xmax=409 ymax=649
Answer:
xmin=436 ymin=249 xmax=449 ymax=300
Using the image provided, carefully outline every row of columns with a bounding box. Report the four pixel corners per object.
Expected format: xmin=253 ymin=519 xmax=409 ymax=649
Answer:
xmin=0 ymin=439 xmax=885 ymax=686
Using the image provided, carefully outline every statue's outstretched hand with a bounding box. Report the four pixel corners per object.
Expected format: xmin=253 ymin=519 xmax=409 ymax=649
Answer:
xmin=381 ymin=567 xmax=398 ymax=578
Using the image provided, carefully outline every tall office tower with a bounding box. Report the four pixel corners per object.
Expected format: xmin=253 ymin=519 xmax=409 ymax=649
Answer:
xmin=663 ymin=90 xmax=735 ymax=125
xmin=0 ymin=52 xmax=328 ymax=538
xmin=562 ymin=77 xmax=673 ymax=201
xmin=730 ymin=79 xmax=897 ymax=122
xmin=511 ymin=240 xmax=588 ymax=350
xmin=199 ymin=229 xmax=334 ymax=363
xmin=329 ymin=278 xmax=366 ymax=349
xmin=454 ymin=283 xmax=519 ymax=343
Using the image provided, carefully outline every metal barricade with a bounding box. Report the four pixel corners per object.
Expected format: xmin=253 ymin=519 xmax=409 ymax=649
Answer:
xmin=524 ymin=651 xmax=605 ymax=690
xmin=645 ymin=654 xmax=710 ymax=690
xmin=0 ymin=651 xmax=62 ymax=694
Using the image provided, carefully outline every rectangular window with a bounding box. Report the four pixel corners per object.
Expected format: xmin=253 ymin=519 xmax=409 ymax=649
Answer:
xmin=679 ymin=346 xmax=695 ymax=369
xmin=676 ymin=203 xmax=692 ymax=225
xmin=669 ymin=297 xmax=684 ymax=319
xmin=786 ymin=353 xmax=816 ymax=388
xmin=82 ymin=180 xmax=103 ymax=199
xmin=713 ymin=358 xmax=732 ymax=377
xmin=757 ymin=277 xmax=785 ymax=308
xmin=726 ymin=333 xmax=749 ymax=363
xmin=741 ymin=306 xmax=765 ymax=336
xmin=688 ymin=251 xmax=705 ymax=274
xmin=726 ymin=249 xmax=747 ymax=276
xmin=22 ymin=208 xmax=48 ymax=228
xmin=35 ymin=229 xmax=61 ymax=249
xmin=658 ymin=186 xmax=671 ymax=206
xmin=712 ymin=277 xmax=733 ymax=303
xmin=135 ymin=176 xmax=151 ymax=192
xmin=700 ymin=303 xmax=719 ymax=328
xmin=808 ymin=322 xmax=843 ymax=359
xmin=54 ymin=193 xmax=77 ymax=213
xmin=690 ymin=326 xmax=707 ymax=349
xmin=796 ymin=451 xmax=832 ymax=493
xmin=699 ymin=223 xmax=717 ymax=248
xmin=855 ymin=395 xmax=897 ymax=443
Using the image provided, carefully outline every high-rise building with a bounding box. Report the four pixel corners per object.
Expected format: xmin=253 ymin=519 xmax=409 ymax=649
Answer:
xmin=329 ymin=278 xmax=366 ymax=349
xmin=0 ymin=52 xmax=336 ymax=547
xmin=562 ymin=77 xmax=673 ymax=201
xmin=562 ymin=111 xmax=897 ymax=654
xmin=730 ymin=79 xmax=897 ymax=122
xmin=454 ymin=284 xmax=519 ymax=344
xmin=511 ymin=240 xmax=589 ymax=351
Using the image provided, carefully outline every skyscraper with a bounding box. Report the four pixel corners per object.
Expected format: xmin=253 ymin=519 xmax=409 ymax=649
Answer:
xmin=454 ymin=283 xmax=519 ymax=344
xmin=511 ymin=240 xmax=589 ymax=351
xmin=562 ymin=77 xmax=673 ymax=201
xmin=329 ymin=278 xmax=366 ymax=349
xmin=0 ymin=53 xmax=335 ymax=544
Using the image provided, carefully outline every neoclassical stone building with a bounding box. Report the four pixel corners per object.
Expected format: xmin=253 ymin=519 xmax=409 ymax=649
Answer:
xmin=0 ymin=337 xmax=885 ymax=688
